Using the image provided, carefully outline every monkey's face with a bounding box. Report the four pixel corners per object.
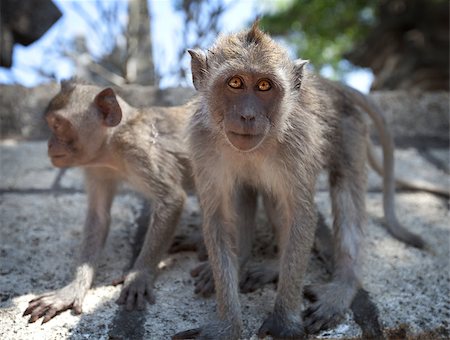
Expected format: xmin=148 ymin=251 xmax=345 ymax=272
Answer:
xmin=45 ymin=112 xmax=94 ymax=168
xmin=209 ymin=73 xmax=284 ymax=152
xmin=45 ymin=110 xmax=107 ymax=168
xmin=188 ymin=24 xmax=303 ymax=153
xmin=45 ymin=85 xmax=122 ymax=168
xmin=46 ymin=112 xmax=81 ymax=167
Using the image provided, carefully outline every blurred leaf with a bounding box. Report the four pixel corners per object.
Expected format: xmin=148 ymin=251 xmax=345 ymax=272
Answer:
xmin=260 ymin=0 xmax=376 ymax=77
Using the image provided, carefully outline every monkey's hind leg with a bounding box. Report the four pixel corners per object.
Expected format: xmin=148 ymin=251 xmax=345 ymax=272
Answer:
xmin=304 ymin=155 xmax=366 ymax=334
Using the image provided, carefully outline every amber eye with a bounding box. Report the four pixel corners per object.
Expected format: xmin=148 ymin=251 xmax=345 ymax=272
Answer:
xmin=257 ymin=79 xmax=272 ymax=91
xmin=228 ymin=76 xmax=243 ymax=89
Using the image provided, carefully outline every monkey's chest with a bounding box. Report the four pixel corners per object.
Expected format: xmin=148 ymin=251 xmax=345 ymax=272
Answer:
xmin=226 ymin=154 xmax=293 ymax=195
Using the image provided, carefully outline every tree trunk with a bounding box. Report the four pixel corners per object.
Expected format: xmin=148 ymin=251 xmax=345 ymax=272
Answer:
xmin=126 ymin=0 xmax=155 ymax=85
xmin=346 ymin=0 xmax=449 ymax=91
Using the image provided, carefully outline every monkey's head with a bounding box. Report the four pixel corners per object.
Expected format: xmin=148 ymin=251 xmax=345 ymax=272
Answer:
xmin=188 ymin=21 xmax=308 ymax=152
xmin=45 ymin=81 xmax=122 ymax=168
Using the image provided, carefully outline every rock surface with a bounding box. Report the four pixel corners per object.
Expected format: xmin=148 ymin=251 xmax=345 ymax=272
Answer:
xmin=0 ymin=140 xmax=448 ymax=339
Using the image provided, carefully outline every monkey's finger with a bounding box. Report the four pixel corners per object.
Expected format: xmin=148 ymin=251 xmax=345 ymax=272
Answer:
xmin=194 ymin=284 xmax=207 ymax=295
xmin=125 ymin=291 xmax=137 ymax=311
xmin=25 ymin=303 xmax=50 ymax=319
xmin=41 ymin=308 xmax=59 ymax=324
xmin=201 ymin=284 xmax=214 ymax=297
xmin=197 ymin=267 xmax=211 ymax=282
xmin=197 ymin=245 xmax=208 ymax=261
xmin=29 ymin=306 xmax=51 ymax=323
xmin=136 ymin=293 xmax=146 ymax=311
xmin=112 ymin=276 xmax=125 ymax=286
xmin=194 ymin=273 xmax=211 ymax=293
xmin=26 ymin=303 xmax=49 ymax=319
xmin=73 ymin=300 xmax=83 ymax=315
xmin=116 ymin=289 xmax=128 ymax=305
xmin=190 ymin=262 xmax=207 ymax=277
xmin=194 ymin=282 xmax=204 ymax=295
xmin=23 ymin=304 xmax=38 ymax=316
xmin=172 ymin=327 xmax=202 ymax=339
xmin=197 ymin=277 xmax=214 ymax=297
xmin=28 ymin=294 xmax=51 ymax=304
xmin=302 ymin=304 xmax=319 ymax=319
xmin=25 ymin=299 xmax=45 ymax=312
xmin=305 ymin=319 xmax=323 ymax=334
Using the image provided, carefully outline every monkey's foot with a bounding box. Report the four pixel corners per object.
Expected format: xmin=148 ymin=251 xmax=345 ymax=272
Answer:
xmin=240 ymin=262 xmax=279 ymax=293
xmin=173 ymin=320 xmax=241 ymax=340
xmin=169 ymin=233 xmax=208 ymax=261
xmin=190 ymin=262 xmax=215 ymax=297
xmin=114 ymin=269 xmax=155 ymax=310
xmin=258 ymin=312 xmax=305 ymax=339
xmin=303 ymin=282 xmax=356 ymax=334
xmin=23 ymin=285 xmax=85 ymax=323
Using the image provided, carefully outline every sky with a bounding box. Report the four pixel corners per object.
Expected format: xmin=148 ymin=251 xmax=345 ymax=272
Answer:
xmin=0 ymin=0 xmax=373 ymax=92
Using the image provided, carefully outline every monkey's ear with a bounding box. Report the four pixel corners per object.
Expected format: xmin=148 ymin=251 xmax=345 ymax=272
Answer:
xmin=293 ymin=59 xmax=309 ymax=90
xmin=60 ymin=78 xmax=76 ymax=93
xmin=94 ymin=88 xmax=122 ymax=127
xmin=188 ymin=49 xmax=207 ymax=91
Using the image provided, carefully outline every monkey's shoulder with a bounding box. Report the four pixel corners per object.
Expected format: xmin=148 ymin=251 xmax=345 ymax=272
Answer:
xmin=307 ymin=76 xmax=368 ymax=119
xmin=111 ymin=111 xmax=190 ymax=172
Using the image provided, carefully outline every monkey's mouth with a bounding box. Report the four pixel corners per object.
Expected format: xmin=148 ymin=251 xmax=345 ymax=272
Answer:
xmin=49 ymin=154 xmax=67 ymax=161
xmin=226 ymin=131 xmax=264 ymax=152
xmin=49 ymin=154 xmax=71 ymax=168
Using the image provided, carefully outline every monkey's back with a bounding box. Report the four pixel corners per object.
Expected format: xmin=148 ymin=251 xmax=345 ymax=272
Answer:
xmin=114 ymin=102 xmax=195 ymax=192
xmin=296 ymin=74 xmax=369 ymax=172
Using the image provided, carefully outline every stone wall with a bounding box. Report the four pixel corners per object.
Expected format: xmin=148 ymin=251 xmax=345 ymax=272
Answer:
xmin=0 ymin=83 xmax=195 ymax=140
xmin=370 ymin=91 xmax=449 ymax=146
xmin=0 ymin=83 xmax=448 ymax=145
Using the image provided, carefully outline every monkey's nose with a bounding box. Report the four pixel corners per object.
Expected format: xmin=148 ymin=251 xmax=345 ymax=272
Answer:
xmin=240 ymin=113 xmax=255 ymax=122
xmin=48 ymin=135 xmax=57 ymax=149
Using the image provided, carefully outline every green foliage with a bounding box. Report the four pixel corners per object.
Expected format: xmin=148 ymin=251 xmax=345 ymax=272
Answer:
xmin=260 ymin=0 xmax=376 ymax=76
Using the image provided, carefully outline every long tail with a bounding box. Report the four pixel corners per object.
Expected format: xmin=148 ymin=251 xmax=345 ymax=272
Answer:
xmin=366 ymin=141 xmax=449 ymax=198
xmin=342 ymin=86 xmax=428 ymax=249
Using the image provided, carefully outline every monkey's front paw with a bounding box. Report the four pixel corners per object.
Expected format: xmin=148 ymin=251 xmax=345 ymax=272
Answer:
xmin=258 ymin=312 xmax=305 ymax=339
xmin=240 ymin=263 xmax=278 ymax=293
xmin=173 ymin=320 xmax=241 ymax=340
xmin=23 ymin=286 xmax=85 ymax=323
xmin=303 ymin=283 xmax=353 ymax=334
xmin=114 ymin=270 xmax=155 ymax=310
xmin=190 ymin=262 xmax=215 ymax=297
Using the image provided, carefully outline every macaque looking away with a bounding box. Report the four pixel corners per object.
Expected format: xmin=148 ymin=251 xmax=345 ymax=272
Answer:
xmin=23 ymin=81 xmax=194 ymax=323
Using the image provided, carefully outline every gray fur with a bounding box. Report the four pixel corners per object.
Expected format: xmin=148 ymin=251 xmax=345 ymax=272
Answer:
xmin=174 ymin=23 xmax=415 ymax=339
xmin=23 ymin=83 xmax=194 ymax=323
